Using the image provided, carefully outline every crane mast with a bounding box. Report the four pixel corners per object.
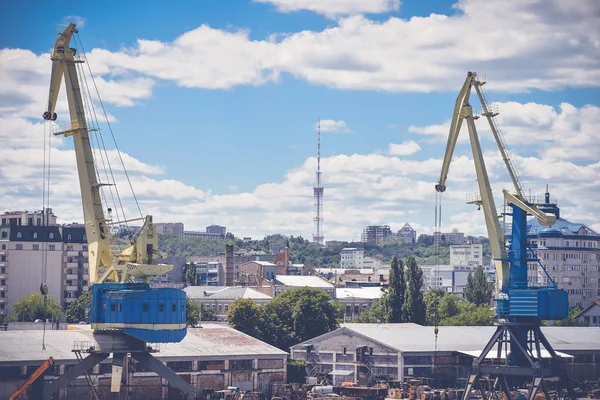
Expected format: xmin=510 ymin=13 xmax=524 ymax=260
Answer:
xmin=40 ymin=24 xmax=194 ymax=399
xmin=43 ymin=23 xmax=111 ymax=283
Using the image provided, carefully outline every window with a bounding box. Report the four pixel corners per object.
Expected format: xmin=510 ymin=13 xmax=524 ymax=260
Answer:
xmin=67 ymin=234 xmax=72 ymax=242
xmin=82 ymin=245 xmax=88 ymax=251
xmin=159 ymin=303 xmax=165 ymax=312
xmin=16 ymin=232 xmax=22 ymax=239
xmin=33 ymin=244 xmax=39 ymax=251
xmin=1 ymin=256 xmax=5 ymax=262
xmin=172 ymin=303 xmax=176 ymax=312
xmin=343 ymin=347 xmax=347 ymax=355
xmin=83 ymin=235 xmax=86 ymax=241
xmin=16 ymin=244 xmax=23 ymax=250
xmin=224 ymin=305 xmax=229 ymax=312
xmin=49 ymin=245 xmax=55 ymax=251
xmin=142 ymin=303 xmax=149 ymax=312
xmin=1 ymin=268 xmax=5 ymax=273
xmin=33 ymin=233 xmax=38 ymax=239
xmin=1 ymin=244 xmax=4 ymax=250
xmin=1 ymin=232 xmax=5 ymax=238
xmin=67 ymin=245 xmax=73 ymax=251
xmin=111 ymin=304 xmax=116 ymax=312
xmin=118 ymin=303 xmax=123 ymax=312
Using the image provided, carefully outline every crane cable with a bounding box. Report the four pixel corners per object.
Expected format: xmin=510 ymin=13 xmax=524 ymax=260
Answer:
xmin=433 ymin=191 xmax=442 ymax=376
xmin=40 ymin=115 xmax=54 ymax=350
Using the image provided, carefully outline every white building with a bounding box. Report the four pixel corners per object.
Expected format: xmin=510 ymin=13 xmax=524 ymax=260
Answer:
xmin=421 ymin=264 xmax=478 ymax=295
xmin=184 ymin=286 xmax=272 ymax=322
xmin=340 ymin=248 xmax=364 ymax=269
xmin=1 ymin=209 xmax=57 ymax=227
xmin=450 ymin=244 xmax=483 ymax=267
xmin=273 ymin=275 xmax=335 ymax=298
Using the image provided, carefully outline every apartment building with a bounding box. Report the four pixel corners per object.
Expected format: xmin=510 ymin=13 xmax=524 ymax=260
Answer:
xmin=361 ymin=225 xmax=392 ymax=244
xmin=1 ymin=209 xmax=57 ymax=227
xmin=450 ymin=244 xmax=483 ymax=267
xmin=194 ymin=262 xmax=221 ymax=286
xmin=396 ymin=223 xmax=416 ymax=244
xmin=524 ymin=192 xmax=600 ymax=309
xmin=340 ymin=248 xmax=364 ymax=269
xmin=421 ymin=264 xmax=478 ymax=295
xmin=0 ymin=220 xmax=89 ymax=315
xmin=433 ymin=228 xmax=467 ymax=245
xmin=154 ymin=222 xmax=184 ymax=238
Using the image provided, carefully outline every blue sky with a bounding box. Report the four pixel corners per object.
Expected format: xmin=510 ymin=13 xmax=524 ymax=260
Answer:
xmin=1 ymin=0 xmax=599 ymax=241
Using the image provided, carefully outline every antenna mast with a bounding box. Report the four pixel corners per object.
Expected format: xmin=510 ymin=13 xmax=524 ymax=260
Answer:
xmin=313 ymin=119 xmax=324 ymax=245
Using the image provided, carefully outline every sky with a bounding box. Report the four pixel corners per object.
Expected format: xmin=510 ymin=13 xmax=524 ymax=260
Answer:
xmin=0 ymin=0 xmax=599 ymax=242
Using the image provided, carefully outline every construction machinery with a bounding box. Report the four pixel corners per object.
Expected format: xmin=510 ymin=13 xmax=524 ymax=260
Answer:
xmin=10 ymin=357 xmax=54 ymax=400
xmin=40 ymin=24 xmax=195 ymax=398
xmin=436 ymin=72 xmax=573 ymax=400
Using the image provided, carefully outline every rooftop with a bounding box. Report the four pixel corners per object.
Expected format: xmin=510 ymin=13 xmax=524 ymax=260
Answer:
xmin=0 ymin=324 xmax=286 ymax=366
xmin=184 ymin=286 xmax=272 ymax=300
xmin=243 ymin=260 xmax=276 ymax=267
xmin=275 ymin=275 xmax=334 ymax=288
xmin=336 ymin=287 xmax=385 ymax=300
xmin=527 ymin=217 xmax=599 ymax=237
xmin=314 ymin=324 xmax=600 ymax=353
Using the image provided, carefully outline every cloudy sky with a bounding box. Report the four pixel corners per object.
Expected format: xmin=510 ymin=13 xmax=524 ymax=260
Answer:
xmin=1 ymin=0 xmax=599 ymax=241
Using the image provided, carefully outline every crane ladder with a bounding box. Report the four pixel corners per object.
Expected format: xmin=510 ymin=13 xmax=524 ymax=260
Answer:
xmin=74 ymin=350 xmax=100 ymax=400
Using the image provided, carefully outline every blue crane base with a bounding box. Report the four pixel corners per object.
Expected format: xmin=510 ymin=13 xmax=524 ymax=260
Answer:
xmin=90 ymin=283 xmax=187 ymax=343
xmin=496 ymin=287 xmax=568 ymax=320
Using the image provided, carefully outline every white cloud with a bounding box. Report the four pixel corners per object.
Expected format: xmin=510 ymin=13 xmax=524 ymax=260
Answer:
xmin=63 ymin=15 xmax=86 ymax=28
xmin=2 ymin=105 xmax=598 ymax=242
xmin=69 ymin=0 xmax=600 ymax=94
xmin=317 ymin=119 xmax=350 ymax=133
xmin=389 ymin=140 xmax=421 ymax=156
xmin=254 ymin=0 xmax=400 ymax=18
xmin=410 ymin=101 xmax=600 ymax=162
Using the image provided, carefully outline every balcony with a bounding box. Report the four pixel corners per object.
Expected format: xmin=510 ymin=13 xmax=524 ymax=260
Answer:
xmin=0 ymin=298 xmax=6 ymax=303
xmin=65 ymin=285 xmax=79 ymax=291
xmin=66 ymin=251 xmax=79 ymax=257
xmin=65 ymin=274 xmax=78 ymax=280
xmin=64 ymin=297 xmax=76 ymax=303
xmin=65 ymin=262 xmax=79 ymax=268
xmin=0 ymin=286 xmax=6 ymax=292
xmin=0 ymin=262 xmax=6 ymax=268
xmin=0 ymin=273 xmax=7 ymax=280
xmin=0 ymin=250 xmax=5 ymax=256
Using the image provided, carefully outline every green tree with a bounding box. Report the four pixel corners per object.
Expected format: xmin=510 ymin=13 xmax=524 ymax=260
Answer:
xmin=464 ymin=265 xmax=493 ymax=306
xmin=553 ymin=307 xmax=588 ymax=327
xmin=66 ymin=290 xmax=92 ymax=323
xmin=441 ymin=301 xmax=493 ymax=326
xmin=354 ymin=296 xmax=388 ymax=323
xmin=12 ymin=292 xmax=63 ymax=322
xmin=200 ymin=303 xmax=216 ymax=321
xmin=185 ymin=262 xmax=197 ymax=286
xmin=386 ymin=256 xmax=406 ymax=322
xmin=186 ymin=297 xmax=201 ymax=326
xmin=403 ymin=256 xmax=426 ymax=324
xmin=228 ymin=298 xmax=263 ymax=338
xmin=424 ymin=289 xmax=460 ymax=326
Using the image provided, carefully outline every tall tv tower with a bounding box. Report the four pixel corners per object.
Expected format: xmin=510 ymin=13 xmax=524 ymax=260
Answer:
xmin=313 ymin=119 xmax=324 ymax=245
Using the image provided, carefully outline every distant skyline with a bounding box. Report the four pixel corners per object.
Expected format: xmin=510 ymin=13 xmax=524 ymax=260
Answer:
xmin=1 ymin=0 xmax=598 ymax=241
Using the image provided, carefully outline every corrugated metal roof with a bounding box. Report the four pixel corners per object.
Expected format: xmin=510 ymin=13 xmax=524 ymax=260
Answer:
xmin=0 ymin=324 xmax=286 ymax=365
xmin=275 ymin=275 xmax=334 ymax=288
xmin=336 ymin=287 xmax=385 ymax=300
xmin=184 ymin=286 xmax=272 ymax=300
xmin=336 ymin=324 xmax=600 ymax=353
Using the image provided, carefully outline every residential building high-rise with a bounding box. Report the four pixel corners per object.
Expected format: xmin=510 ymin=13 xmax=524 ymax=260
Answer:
xmin=450 ymin=244 xmax=483 ymax=267
xmin=361 ymin=225 xmax=392 ymax=244
xmin=433 ymin=228 xmax=467 ymax=245
xmin=154 ymin=222 xmax=184 ymax=238
xmin=0 ymin=213 xmax=90 ymax=315
xmin=524 ymin=189 xmax=600 ymax=309
xmin=340 ymin=248 xmax=364 ymax=269
xmin=396 ymin=223 xmax=416 ymax=244
xmin=206 ymin=225 xmax=226 ymax=236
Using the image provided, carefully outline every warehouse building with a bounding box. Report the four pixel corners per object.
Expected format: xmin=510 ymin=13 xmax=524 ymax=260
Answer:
xmin=0 ymin=324 xmax=287 ymax=399
xmin=290 ymin=324 xmax=600 ymax=387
